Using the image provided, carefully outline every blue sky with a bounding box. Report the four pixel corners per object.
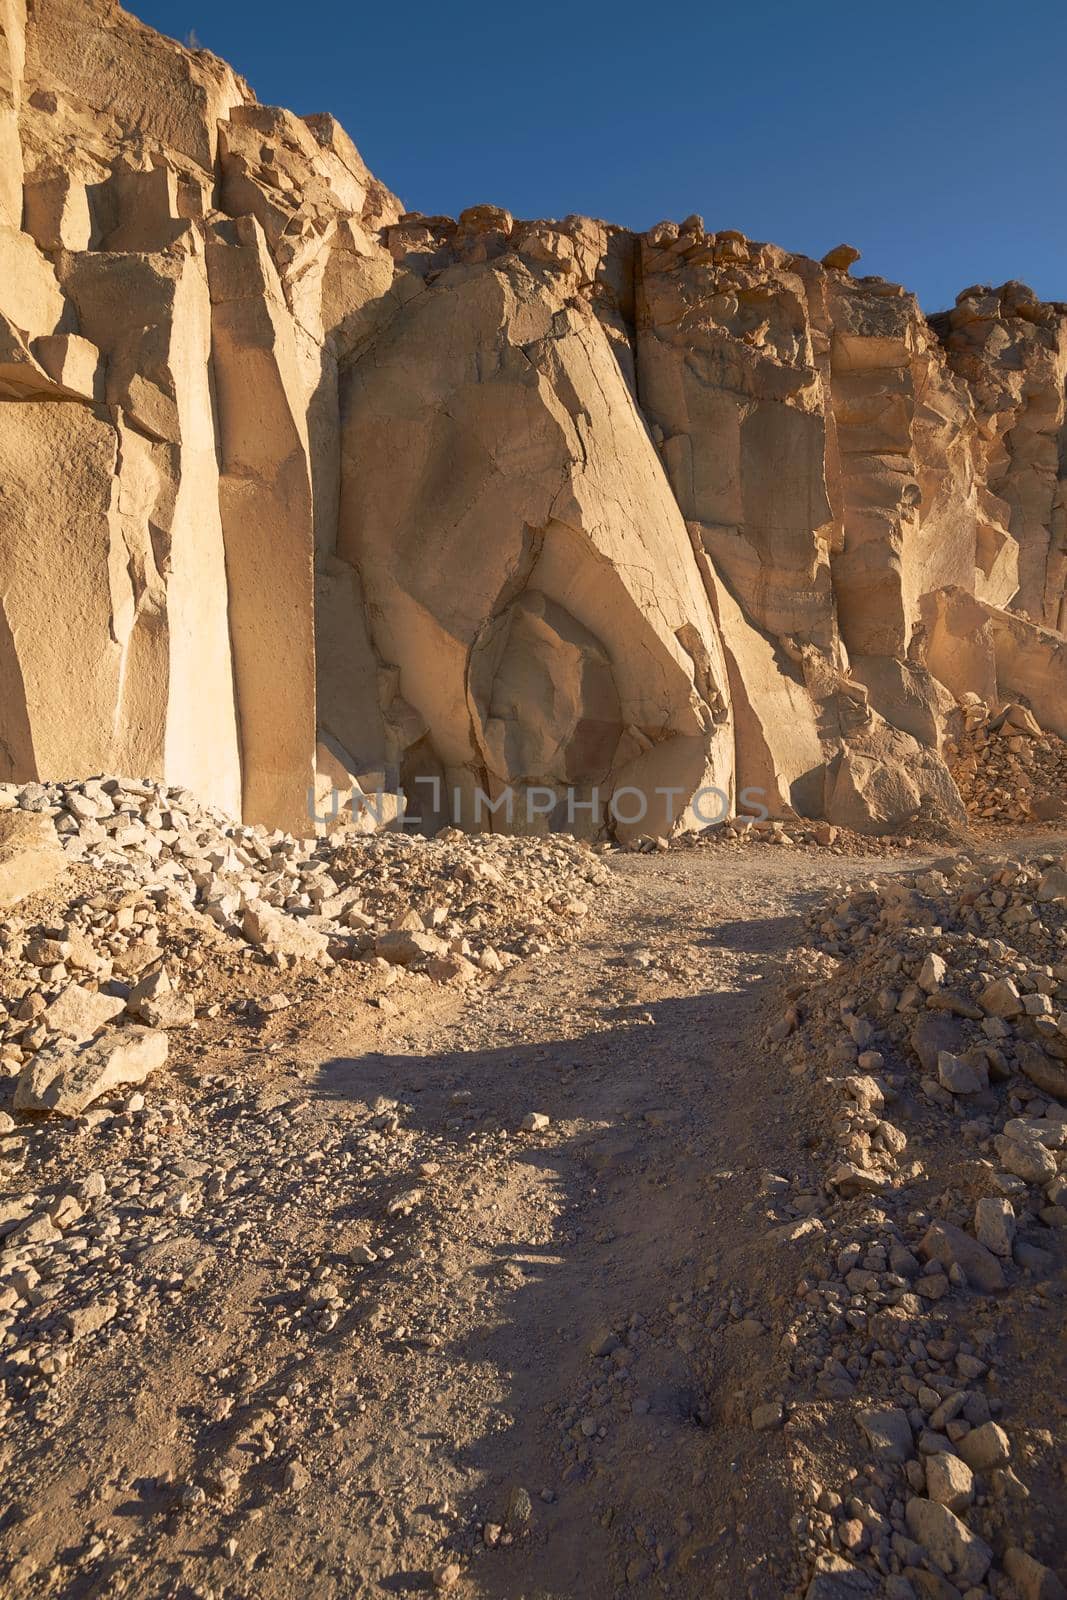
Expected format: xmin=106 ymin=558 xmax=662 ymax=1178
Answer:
xmin=133 ymin=0 xmax=1066 ymax=311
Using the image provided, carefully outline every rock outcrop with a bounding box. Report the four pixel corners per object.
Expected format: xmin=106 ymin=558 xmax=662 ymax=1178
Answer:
xmin=1 ymin=0 xmax=1065 ymax=836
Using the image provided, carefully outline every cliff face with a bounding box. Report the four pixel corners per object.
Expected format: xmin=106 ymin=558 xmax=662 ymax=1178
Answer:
xmin=1 ymin=0 xmax=1065 ymax=838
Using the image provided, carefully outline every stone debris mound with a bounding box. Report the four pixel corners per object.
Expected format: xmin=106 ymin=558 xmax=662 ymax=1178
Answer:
xmin=946 ymin=698 xmax=1067 ymax=827
xmin=0 ymin=775 xmax=607 ymax=1118
xmin=631 ymin=811 xmax=960 ymax=858
xmin=761 ymin=850 xmax=1067 ymax=1596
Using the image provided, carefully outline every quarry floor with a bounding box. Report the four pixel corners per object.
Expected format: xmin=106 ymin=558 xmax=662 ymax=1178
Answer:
xmin=1 ymin=835 xmax=1063 ymax=1600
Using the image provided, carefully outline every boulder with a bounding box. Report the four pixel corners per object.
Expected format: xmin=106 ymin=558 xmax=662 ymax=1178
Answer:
xmin=904 ymin=1497 xmax=991 ymax=1587
xmin=918 ymin=1220 xmax=1005 ymax=1293
xmin=856 ymin=1406 xmax=913 ymax=1463
xmin=42 ymin=983 xmax=125 ymax=1042
xmin=374 ymin=928 xmax=447 ymax=966
xmin=242 ymin=903 xmax=331 ymax=963
xmin=14 ymin=1026 xmax=169 ymax=1115
xmin=925 ymin=1453 xmax=974 ymax=1513
xmin=958 ymin=1421 xmax=1011 ymax=1472
xmin=1002 ymin=1548 xmax=1067 ymax=1600
xmin=0 ymin=810 xmax=66 ymax=906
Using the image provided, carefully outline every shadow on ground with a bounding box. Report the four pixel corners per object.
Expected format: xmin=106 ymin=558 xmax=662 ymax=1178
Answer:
xmin=308 ymin=937 xmax=809 ymax=1598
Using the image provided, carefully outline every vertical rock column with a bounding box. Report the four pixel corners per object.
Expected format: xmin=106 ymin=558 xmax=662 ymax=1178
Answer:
xmin=0 ymin=0 xmax=25 ymax=227
xmin=207 ymin=217 xmax=317 ymax=835
xmin=0 ymin=401 xmax=120 ymax=781
xmin=634 ymin=222 xmax=832 ymax=815
xmin=936 ymin=283 xmax=1067 ymax=631
xmin=57 ymin=241 xmax=242 ymax=815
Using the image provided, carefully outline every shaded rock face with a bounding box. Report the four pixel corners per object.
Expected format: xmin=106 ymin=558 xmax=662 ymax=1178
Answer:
xmin=0 ymin=0 xmax=1064 ymax=837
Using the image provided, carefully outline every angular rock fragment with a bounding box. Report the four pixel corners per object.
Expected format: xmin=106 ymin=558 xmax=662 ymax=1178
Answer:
xmin=14 ymin=1027 xmax=169 ymax=1115
xmin=42 ymin=983 xmax=125 ymax=1042
xmin=904 ymin=1497 xmax=991 ymax=1586
xmin=0 ymin=811 xmax=66 ymax=907
xmin=856 ymin=1406 xmax=913 ymax=1463
xmin=242 ymin=904 xmax=331 ymax=963
xmin=918 ymin=1220 xmax=1005 ymax=1294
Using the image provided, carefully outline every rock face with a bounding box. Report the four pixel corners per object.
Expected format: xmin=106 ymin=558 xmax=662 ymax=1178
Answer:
xmin=1 ymin=0 xmax=1066 ymax=837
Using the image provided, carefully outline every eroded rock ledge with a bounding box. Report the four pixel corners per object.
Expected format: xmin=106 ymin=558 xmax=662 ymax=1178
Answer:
xmin=1 ymin=0 xmax=1065 ymax=839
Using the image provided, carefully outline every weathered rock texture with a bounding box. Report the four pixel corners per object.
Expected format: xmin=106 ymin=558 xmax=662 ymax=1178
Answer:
xmin=1 ymin=0 xmax=1065 ymax=835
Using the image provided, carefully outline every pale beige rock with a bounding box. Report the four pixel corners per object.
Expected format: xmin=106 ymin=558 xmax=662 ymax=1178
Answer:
xmin=24 ymin=0 xmax=249 ymax=171
xmin=42 ymin=983 xmax=125 ymax=1041
xmin=0 ymin=0 xmax=27 ymax=228
xmin=58 ymin=246 xmax=243 ymax=814
xmin=338 ymin=258 xmax=734 ymax=839
xmin=127 ymin=965 xmax=171 ymax=1016
xmin=0 ymin=401 xmax=123 ymax=785
xmin=699 ymin=553 xmax=825 ymax=816
xmin=0 ymin=810 xmax=66 ymax=906
xmin=375 ymin=929 xmax=447 ymax=966
xmin=207 ymin=217 xmax=316 ymax=834
xmin=31 ymin=332 xmax=101 ymax=398
xmin=0 ymin=222 xmax=64 ymax=338
xmin=974 ymin=1196 xmax=1015 ymax=1258
xmin=925 ymin=1452 xmax=974 ymax=1512
xmin=22 ymin=162 xmax=91 ymax=251
xmin=904 ymin=1497 xmax=991 ymax=1586
xmin=0 ymin=0 xmax=1065 ymax=843
xmin=918 ymin=1219 xmax=1005 ymax=1293
xmin=958 ymin=1421 xmax=1011 ymax=1472
xmin=14 ymin=1025 xmax=169 ymax=1114
xmin=938 ymin=281 xmax=1067 ymax=631
xmin=1003 ymin=1548 xmax=1067 ymax=1600
xmin=242 ymin=902 xmax=330 ymax=963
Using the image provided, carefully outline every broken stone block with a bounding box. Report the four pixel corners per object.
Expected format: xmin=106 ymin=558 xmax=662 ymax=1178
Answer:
xmin=42 ymin=983 xmax=125 ymax=1042
xmin=425 ymin=953 xmax=476 ymax=984
xmin=925 ymin=1452 xmax=974 ymax=1513
xmin=856 ymin=1406 xmax=913 ymax=1463
xmin=1002 ymin=1548 xmax=1067 ymax=1600
xmin=1036 ymin=866 xmax=1067 ymax=903
xmin=974 ymin=1196 xmax=1016 ymax=1258
xmin=937 ymin=1050 xmax=987 ymax=1095
xmin=995 ymin=1134 xmax=1057 ymax=1182
xmin=14 ymin=1027 xmax=169 ymax=1116
xmin=903 ymin=1497 xmax=991 ymax=1586
xmin=957 ymin=1421 xmax=1011 ymax=1472
xmin=242 ymin=903 xmax=331 ymax=963
xmin=0 ymin=811 xmax=67 ymax=907
xmin=374 ymin=929 xmax=447 ymax=966
xmin=821 ymin=242 xmax=862 ymax=271
xmin=978 ymin=977 xmax=1023 ymax=1018
xmin=138 ymin=992 xmax=196 ymax=1029
xmin=918 ymin=1220 xmax=1005 ymax=1293
xmin=127 ymin=964 xmax=172 ymax=1016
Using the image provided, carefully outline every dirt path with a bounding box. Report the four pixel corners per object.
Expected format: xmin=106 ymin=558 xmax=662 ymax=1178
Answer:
xmin=1 ymin=839 xmax=1046 ymax=1599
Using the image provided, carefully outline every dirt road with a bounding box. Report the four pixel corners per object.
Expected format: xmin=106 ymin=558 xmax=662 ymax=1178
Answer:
xmin=2 ymin=839 xmax=1062 ymax=1600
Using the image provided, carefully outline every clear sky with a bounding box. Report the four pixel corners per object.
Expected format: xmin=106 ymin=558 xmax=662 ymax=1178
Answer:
xmin=132 ymin=0 xmax=1066 ymax=312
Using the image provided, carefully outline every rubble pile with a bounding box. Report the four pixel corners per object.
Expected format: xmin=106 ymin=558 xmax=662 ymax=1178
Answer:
xmin=765 ymin=852 xmax=1067 ymax=1596
xmin=0 ymin=776 xmax=607 ymax=1119
xmin=945 ymin=699 xmax=1067 ymax=827
xmin=677 ymin=817 xmax=930 ymax=858
xmin=623 ymin=808 xmax=964 ymax=860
